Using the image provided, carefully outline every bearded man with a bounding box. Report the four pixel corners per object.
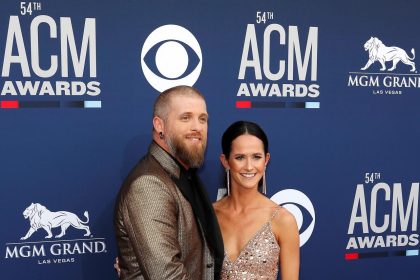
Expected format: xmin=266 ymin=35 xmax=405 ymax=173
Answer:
xmin=114 ymin=86 xmax=224 ymax=280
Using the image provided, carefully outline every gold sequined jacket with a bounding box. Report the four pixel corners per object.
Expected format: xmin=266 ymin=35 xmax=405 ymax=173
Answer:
xmin=114 ymin=142 xmax=215 ymax=280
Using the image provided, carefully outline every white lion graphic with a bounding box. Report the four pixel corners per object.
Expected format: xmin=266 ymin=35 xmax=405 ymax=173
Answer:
xmin=20 ymin=203 xmax=91 ymax=240
xmin=361 ymin=37 xmax=416 ymax=72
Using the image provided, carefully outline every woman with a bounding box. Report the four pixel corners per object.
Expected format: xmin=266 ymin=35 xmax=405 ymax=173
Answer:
xmin=214 ymin=121 xmax=299 ymax=280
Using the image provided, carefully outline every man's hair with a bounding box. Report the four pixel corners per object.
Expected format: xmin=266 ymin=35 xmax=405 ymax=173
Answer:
xmin=153 ymin=85 xmax=205 ymax=121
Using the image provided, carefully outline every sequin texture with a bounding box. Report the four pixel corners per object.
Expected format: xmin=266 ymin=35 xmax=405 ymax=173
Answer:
xmin=221 ymin=211 xmax=280 ymax=280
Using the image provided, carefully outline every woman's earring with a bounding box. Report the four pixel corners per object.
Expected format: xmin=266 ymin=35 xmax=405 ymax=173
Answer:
xmin=226 ymin=168 xmax=230 ymax=196
xmin=159 ymin=132 xmax=164 ymax=139
xmin=262 ymin=167 xmax=267 ymax=195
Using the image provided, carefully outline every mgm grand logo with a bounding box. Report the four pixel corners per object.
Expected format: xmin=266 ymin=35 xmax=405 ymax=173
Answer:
xmin=4 ymin=203 xmax=107 ymax=264
xmin=348 ymin=36 xmax=418 ymax=95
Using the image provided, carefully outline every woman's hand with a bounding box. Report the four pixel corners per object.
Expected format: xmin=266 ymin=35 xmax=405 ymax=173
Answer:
xmin=114 ymin=257 xmax=121 ymax=278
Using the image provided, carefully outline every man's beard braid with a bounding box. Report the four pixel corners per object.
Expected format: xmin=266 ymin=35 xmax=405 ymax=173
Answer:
xmin=166 ymin=133 xmax=205 ymax=168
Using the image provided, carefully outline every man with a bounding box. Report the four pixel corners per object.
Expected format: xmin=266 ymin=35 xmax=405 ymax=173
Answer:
xmin=114 ymin=85 xmax=224 ymax=280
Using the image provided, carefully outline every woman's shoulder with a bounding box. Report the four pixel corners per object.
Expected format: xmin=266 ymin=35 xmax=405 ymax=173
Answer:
xmin=271 ymin=206 xmax=299 ymax=241
xmin=259 ymin=195 xmax=282 ymax=211
xmin=213 ymin=197 xmax=230 ymax=217
xmin=213 ymin=197 xmax=227 ymax=208
xmin=272 ymin=206 xmax=296 ymax=225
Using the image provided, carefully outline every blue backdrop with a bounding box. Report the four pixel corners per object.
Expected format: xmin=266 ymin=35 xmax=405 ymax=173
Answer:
xmin=1 ymin=0 xmax=419 ymax=279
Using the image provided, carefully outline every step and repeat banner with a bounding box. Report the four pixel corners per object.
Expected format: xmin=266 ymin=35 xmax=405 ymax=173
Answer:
xmin=1 ymin=0 xmax=419 ymax=279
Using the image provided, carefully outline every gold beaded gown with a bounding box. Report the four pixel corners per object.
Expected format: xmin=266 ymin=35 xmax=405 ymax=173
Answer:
xmin=221 ymin=208 xmax=281 ymax=280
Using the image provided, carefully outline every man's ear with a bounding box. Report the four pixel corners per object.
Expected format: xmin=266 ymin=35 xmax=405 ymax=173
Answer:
xmin=153 ymin=116 xmax=164 ymax=134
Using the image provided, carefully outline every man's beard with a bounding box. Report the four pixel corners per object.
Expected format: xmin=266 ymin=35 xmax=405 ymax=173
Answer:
xmin=166 ymin=132 xmax=206 ymax=168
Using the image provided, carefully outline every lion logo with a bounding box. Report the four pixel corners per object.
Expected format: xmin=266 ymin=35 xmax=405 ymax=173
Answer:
xmin=20 ymin=203 xmax=91 ymax=240
xmin=361 ymin=37 xmax=416 ymax=72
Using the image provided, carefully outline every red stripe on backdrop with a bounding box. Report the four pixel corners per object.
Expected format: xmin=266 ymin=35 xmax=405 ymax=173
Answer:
xmin=1 ymin=101 xmax=19 ymax=108
xmin=236 ymin=101 xmax=251 ymax=108
xmin=345 ymin=253 xmax=359 ymax=260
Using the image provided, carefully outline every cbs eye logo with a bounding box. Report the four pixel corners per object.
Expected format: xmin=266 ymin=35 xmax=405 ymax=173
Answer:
xmin=271 ymin=189 xmax=315 ymax=247
xmin=141 ymin=25 xmax=202 ymax=92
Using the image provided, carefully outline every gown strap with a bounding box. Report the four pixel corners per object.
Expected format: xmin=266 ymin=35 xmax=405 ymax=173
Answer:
xmin=269 ymin=206 xmax=282 ymax=222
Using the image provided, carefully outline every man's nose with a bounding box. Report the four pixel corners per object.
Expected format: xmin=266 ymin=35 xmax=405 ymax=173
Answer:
xmin=191 ymin=118 xmax=204 ymax=131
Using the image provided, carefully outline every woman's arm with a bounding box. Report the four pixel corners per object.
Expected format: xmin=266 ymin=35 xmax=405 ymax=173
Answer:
xmin=273 ymin=208 xmax=300 ymax=280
